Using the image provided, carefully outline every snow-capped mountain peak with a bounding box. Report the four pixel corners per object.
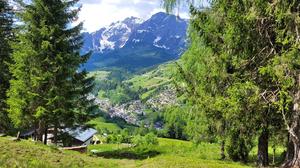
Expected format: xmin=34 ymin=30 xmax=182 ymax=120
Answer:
xmin=83 ymin=12 xmax=188 ymax=71
xmin=82 ymin=16 xmax=143 ymax=53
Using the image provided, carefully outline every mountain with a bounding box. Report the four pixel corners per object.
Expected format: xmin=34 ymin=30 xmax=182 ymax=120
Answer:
xmin=125 ymin=12 xmax=187 ymax=56
xmin=82 ymin=12 xmax=188 ymax=71
xmin=82 ymin=17 xmax=143 ymax=54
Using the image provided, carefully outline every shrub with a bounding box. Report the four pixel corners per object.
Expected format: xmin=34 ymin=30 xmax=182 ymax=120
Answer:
xmin=106 ymin=129 xmax=132 ymax=144
xmin=131 ymin=133 xmax=158 ymax=148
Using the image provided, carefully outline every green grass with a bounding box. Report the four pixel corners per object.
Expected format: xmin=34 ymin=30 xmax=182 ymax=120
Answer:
xmin=126 ymin=62 xmax=176 ymax=100
xmin=88 ymin=71 xmax=110 ymax=81
xmin=88 ymin=138 xmax=253 ymax=168
xmin=0 ymin=137 xmax=125 ymax=168
xmin=145 ymin=139 xmax=252 ymax=167
xmin=127 ymin=62 xmax=175 ymax=90
xmin=87 ymin=115 xmax=138 ymax=133
xmin=0 ymin=137 xmax=254 ymax=168
xmin=88 ymin=117 xmax=122 ymax=133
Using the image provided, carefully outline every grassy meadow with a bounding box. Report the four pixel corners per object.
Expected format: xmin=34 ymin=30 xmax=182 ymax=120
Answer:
xmin=125 ymin=62 xmax=175 ymax=100
xmin=0 ymin=136 xmax=255 ymax=168
xmin=87 ymin=117 xmax=122 ymax=133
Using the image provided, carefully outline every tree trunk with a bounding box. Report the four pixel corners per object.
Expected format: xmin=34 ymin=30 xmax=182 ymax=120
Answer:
xmin=36 ymin=120 xmax=44 ymax=142
xmin=220 ymin=120 xmax=226 ymax=160
xmin=53 ymin=124 xmax=58 ymax=145
xmin=16 ymin=131 xmax=20 ymax=140
xmin=282 ymin=133 xmax=300 ymax=168
xmin=44 ymin=125 xmax=48 ymax=145
xmin=273 ymin=146 xmax=276 ymax=165
xmin=281 ymin=75 xmax=300 ymax=168
xmin=286 ymin=134 xmax=294 ymax=162
xmin=220 ymin=140 xmax=226 ymax=160
xmin=257 ymin=129 xmax=269 ymax=167
xmin=34 ymin=125 xmax=37 ymax=141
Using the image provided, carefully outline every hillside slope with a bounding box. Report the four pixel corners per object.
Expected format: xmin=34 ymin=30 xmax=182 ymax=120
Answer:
xmin=0 ymin=137 xmax=129 ymax=168
xmin=125 ymin=62 xmax=176 ymax=101
xmin=0 ymin=137 xmax=252 ymax=168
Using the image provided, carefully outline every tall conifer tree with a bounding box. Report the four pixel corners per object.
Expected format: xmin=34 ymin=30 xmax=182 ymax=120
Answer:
xmin=8 ymin=0 xmax=96 ymax=142
xmin=0 ymin=0 xmax=13 ymax=133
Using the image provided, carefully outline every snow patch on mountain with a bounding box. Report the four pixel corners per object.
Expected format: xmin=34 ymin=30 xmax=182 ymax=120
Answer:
xmin=154 ymin=36 xmax=161 ymax=43
xmin=133 ymin=18 xmax=144 ymax=24
xmin=137 ymin=30 xmax=148 ymax=33
xmin=99 ymin=36 xmax=115 ymax=52
xmin=82 ymin=16 xmax=144 ymax=53
xmin=154 ymin=44 xmax=170 ymax=50
xmin=153 ymin=36 xmax=169 ymax=49
xmin=132 ymin=39 xmax=141 ymax=43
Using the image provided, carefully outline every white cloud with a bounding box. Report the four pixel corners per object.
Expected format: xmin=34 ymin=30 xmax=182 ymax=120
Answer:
xmin=77 ymin=2 xmax=140 ymax=32
xmin=77 ymin=0 xmax=192 ymax=32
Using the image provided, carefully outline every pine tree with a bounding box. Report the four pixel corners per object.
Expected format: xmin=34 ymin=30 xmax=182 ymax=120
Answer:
xmin=8 ymin=0 xmax=96 ymax=142
xmin=0 ymin=0 xmax=13 ymax=133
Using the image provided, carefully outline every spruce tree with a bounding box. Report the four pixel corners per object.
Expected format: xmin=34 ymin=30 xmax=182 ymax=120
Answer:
xmin=0 ymin=0 xmax=13 ymax=133
xmin=8 ymin=0 xmax=96 ymax=142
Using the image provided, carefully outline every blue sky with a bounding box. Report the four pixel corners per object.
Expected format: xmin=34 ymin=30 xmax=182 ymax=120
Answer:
xmin=78 ymin=0 xmax=193 ymax=32
xmin=13 ymin=0 xmax=209 ymax=32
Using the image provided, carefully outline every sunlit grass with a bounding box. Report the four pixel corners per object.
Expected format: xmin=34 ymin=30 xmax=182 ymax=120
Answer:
xmin=88 ymin=138 xmax=253 ymax=168
xmin=0 ymin=137 xmax=255 ymax=168
xmin=88 ymin=117 xmax=122 ymax=133
xmin=0 ymin=137 xmax=121 ymax=168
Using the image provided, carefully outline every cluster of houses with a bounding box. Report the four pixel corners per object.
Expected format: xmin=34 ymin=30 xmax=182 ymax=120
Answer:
xmin=91 ymin=94 xmax=145 ymax=125
xmin=109 ymin=100 xmax=145 ymax=125
xmin=146 ymin=89 xmax=177 ymax=111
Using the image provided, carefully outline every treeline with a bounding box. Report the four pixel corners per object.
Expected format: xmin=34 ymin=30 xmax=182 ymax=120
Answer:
xmin=0 ymin=0 xmax=96 ymax=143
xmin=162 ymin=0 xmax=300 ymax=167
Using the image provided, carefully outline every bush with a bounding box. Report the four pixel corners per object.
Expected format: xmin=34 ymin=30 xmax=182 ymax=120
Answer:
xmin=131 ymin=133 xmax=158 ymax=148
xmin=107 ymin=133 xmax=122 ymax=144
xmin=106 ymin=129 xmax=132 ymax=144
xmin=144 ymin=133 xmax=159 ymax=146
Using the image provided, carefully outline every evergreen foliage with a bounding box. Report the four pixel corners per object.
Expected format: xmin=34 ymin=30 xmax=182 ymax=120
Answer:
xmin=163 ymin=0 xmax=300 ymax=166
xmin=0 ymin=0 xmax=13 ymax=133
xmin=8 ymin=0 xmax=96 ymax=141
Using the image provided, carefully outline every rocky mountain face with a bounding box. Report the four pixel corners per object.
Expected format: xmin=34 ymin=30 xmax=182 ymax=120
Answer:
xmin=82 ymin=17 xmax=143 ymax=54
xmin=82 ymin=12 xmax=188 ymax=71
xmin=126 ymin=12 xmax=187 ymax=56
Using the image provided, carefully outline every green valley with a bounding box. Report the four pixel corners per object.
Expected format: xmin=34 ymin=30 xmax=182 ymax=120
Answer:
xmin=87 ymin=62 xmax=177 ymax=128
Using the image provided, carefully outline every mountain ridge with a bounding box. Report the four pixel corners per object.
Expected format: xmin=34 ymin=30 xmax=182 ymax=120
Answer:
xmin=82 ymin=12 xmax=188 ymax=71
